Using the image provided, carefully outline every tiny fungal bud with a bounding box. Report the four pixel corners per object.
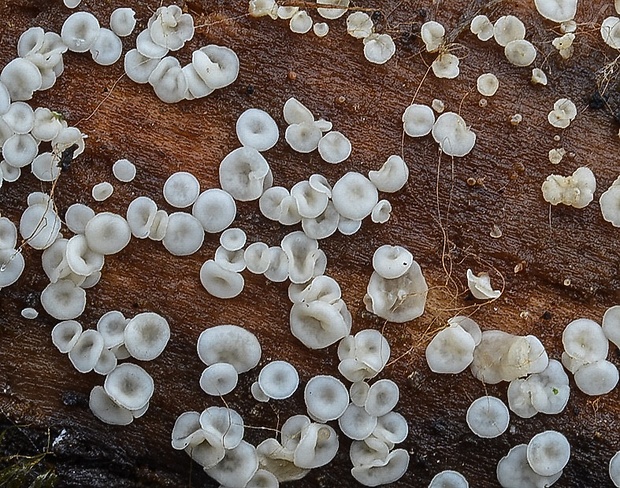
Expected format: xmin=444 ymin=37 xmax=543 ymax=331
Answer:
xmin=510 ymin=114 xmax=522 ymax=125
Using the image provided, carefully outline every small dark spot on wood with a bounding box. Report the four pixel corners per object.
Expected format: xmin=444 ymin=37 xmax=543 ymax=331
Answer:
xmin=542 ymin=310 xmax=552 ymax=320
xmin=246 ymin=85 xmax=254 ymax=95
xmin=62 ymin=390 xmax=88 ymax=408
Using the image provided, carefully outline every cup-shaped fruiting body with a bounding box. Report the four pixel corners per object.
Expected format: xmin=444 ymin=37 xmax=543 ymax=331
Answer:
xmin=368 ymin=155 xmax=408 ymax=193
xmin=429 ymin=470 xmax=469 ymax=488
xmin=163 ymin=212 xmax=204 ymax=256
xmin=61 ymin=12 xmax=101 ymax=53
xmin=290 ymin=300 xmax=350 ymax=349
xmin=283 ymin=97 xmax=314 ymax=125
xmin=200 ymin=259 xmax=244 ymax=298
xmin=258 ymin=361 xmax=299 ymax=400
xmin=294 ymin=422 xmax=339 ymax=469
xmin=31 ymin=108 xmax=62 ymax=142
xmin=302 ymin=202 xmax=340 ymax=239
xmin=127 ymin=196 xmax=158 ymax=238
xmin=148 ymin=5 xmax=194 ymax=51
xmin=31 ymin=153 xmax=60 ymax=182
xmin=562 ymin=318 xmax=608 ymax=363
xmin=467 ymin=269 xmax=501 ymax=300
xmin=611 ymin=451 xmax=620 ymax=488
xmin=163 ymin=171 xmax=200 ymax=208
xmin=493 ymin=15 xmax=525 ymax=47
xmin=171 ymin=411 xmax=202 ymax=450
xmin=289 ymin=11 xmax=313 ymax=34
xmin=41 ymin=279 xmax=87 ymax=320
xmin=431 ymin=53 xmax=460 ymax=79
xmin=92 ymin=181 xmax=114 ymax=202
xmin=477 ymin=73 xmax=499 ymax=96
xmin=347 ymin=12 xmax=374 ymax=39
xmin=3 ymin=133 xmax=39 ymax=168
xmin=466 ymin=396 xmax=510 ymax=439
xmin=527 ymin=430 xmax=570 ymax=477
xmin=0 ymin=218 xmax=16 ymax=252
xmin=365 ymin=379 xmax=399 ymax=417
xmin=509 ymin=359 xmax=570 ymax=417
xmin=199 ymin=363 xmax=239 ymax=396
xmin=600 ymin=177 xmax=620 ymax=227
xmin=236 ymin=108 xmax=279 ymax=151
xmin=104 ymin=363 xmax=154 ymax=411
xmin=219 ymin=147 xmax=271 ymax=202
xmin=0 ymin=248 xmax=25 ymax=289
xmin=426 ymin=323 xmax=476 ymax=374
xmin=541 ymin=167 xmax=596 ymax=208
xmin=124 ymin=49 xmax=161 ymax=83
xmin=602 ymin=17 xmax=620 ymax=50
xmin=603 ymin=305 xmax=620 ymax=349
xmin=338 ymin=403 xmax=377 ymax=440
xmin=351 ymin=448 xmax=410 ymax=486
xmin=255 ymin=438 xmax=309 ymax=482
xmin=112 ymin=158 xmax=136 ymax=183
xmin=192 ymin=188 xmax=236 ymax=233
xmin=338 ymin=329 xmax=390 ymax=381
xmin=421 ymin=21 xmax=445 ymax=52
xmin=470 ymin=15 xmax=494 ymax=41
xmin=534 ymin=0 xmax=577 ymax=23
xmin=373 ymin=410 xmax=408 ymax=445
xmin=402 ymin=104 xmax=435 ymax=138
xmin=317 ymin=0 xmax=349 ymax=19
xmin=363 ymin=34 xmax=396 ymax=64
xmin=372 ymin=245 xmax=413 ymax=280
xmin=264 ymin=246 xmax=290 ymax=282
xmin=496 ymin=444 xmax=563 ymax=488
xmin=432 ymin=112 xmax=476 ymax=157
xmin=110 ymin=7 xmax=136 ymax=37
xmin=548 ymin=97 xmax=577 ymax=128
xmin=574 ymin=359 xmax=619 ymax=395
xmin=65 ymin=234 xmax=104 ymax=277
xmin=89 ymin=385 xmax=134 ymax=425
xmin=84 ymin=212 xmax=131 ymax=255
xmin=97 ymin=310 xmax=128 ymax=349
xmin=364 ymin=260 xmax=428 ymax=323
xmin=205 ymin=440 xmax=259 ymax=488
xmin=68 ymin=329 xmax=104 ymax=373
xmin=280 ymin=231 xmax=321 ymax=284
xmin=148 ymin=210 xmax=169 ymax=241
xmin=291 ymin=181 xmax=329 ymax=219
xmin=285 ymin=122 xmax=323 ymax=153
xmin=51 ymin=320 xmax=83 ymax=353
xmin=90 ymin=28 xmax=122 ymax=66
xmin=197 ymin=324 xmax=261 ymax=373
xmin=4 ymin=102 xmax=34 ymax=134
xmin=318 ymin=131 xmax=351 ymax=164
xmin=148 ymin=56 xmax=187 ymax=103
xmin=332 ymin=172 xmax=378 ymax=221
xmin=124 ymin=312 xmax=170 ymax=361
xmin=304 ymin=375 xmax=349 ymax=422
xmin=504 ymin=39 xmax=536 ymax=67
xmin=199 ymin=406 xmax=245 ymax=450
xmin=192 ymin=45 xmax=239 ymax=89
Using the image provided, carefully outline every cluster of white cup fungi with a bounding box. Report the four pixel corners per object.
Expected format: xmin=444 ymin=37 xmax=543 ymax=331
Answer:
xmin=249 ymin=1 xmax=395 ymax=64
xmin=541 ymin=166 xmax=596 ymax=209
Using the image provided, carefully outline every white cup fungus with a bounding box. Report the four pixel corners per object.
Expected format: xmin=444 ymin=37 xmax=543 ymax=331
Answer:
xmin=534 ymin=0 xmax=577 ymax=23
xmin=192 ymin=45 xmax=239 ymax=89
xmin=263 ymin=246 xmax=290 ymax=282
xmin=510 ymin=359 xmax=570 ymax=417
xmin=432 ymin=112 xmax=476 ymax=157
xmin=197 ymin=324 xmax=261 ymax=373
xmin=3 ymin=133 xmax=39 ymax=168
xmin=219 ymin=146 xmax=271 ymax=201
xmin=182 ymin=63 xmax=215 ymax=99
xmin=431 ymin=53 xmax=460 ymax=78
xmin=421 ymin=21 xmax=445 ymax=53
xmin=124 ymin=49 xmax=162 ymax=84
xmin=349 ymin=436 xmax=390 ymax=467
xmin=0 ymin=81 xmax=10 ymax=115
xmin=236 ymin=108 xmax=279 ymax=151
xmin=338 ymin=330 xmax=390 ymax=381
xmin=0 ymin=248 xmax=25 ymax=289
xmin=126 ymin=196 xmax=158 ymax=239
xmin=148 ymin=209 xmax=169 ymax=241
xmin=526 ymin=430 xmax=570 ymax=477
xmin=363 ymin=33 xmax=396 ymax=64
xmin=281 ymin=231 xmax=321 ymax=284
xmin=31 ymin=108 xmax=62 ymax=142
xmin=89 ymin=386 xmax=134 ymax=426
xmin=51 ymin=320 xmax=83 ymax=353
xmin=20 ymin=307 xmax=38 ymax=319
xmin=84 ymin=212 xmax=131 ymax=255
xmin=256 ymin=437 xmax=309 ymax=481
xmin=289 ymin=10 xmax=312 ymax=34
xmin=61 ymin=11 xmax=101 ymax=53
xmin=68 ymin=329 xmax=104 ymax=373
xmin=504 ymin=39 xmax=537 ymax=67
xmin=90 ymin=28 xmax=122 ymax=66
xmin=31 ymin=152 xmax=60 ymax=182
xmin=368 ymin=155 xmax=409 ymax=193
xmin=497 ymin=443 xmax=563 ymax=488
xmin=124 ymin=312 xmax=170 ymax=361
xmin=205 ymin=440 xmax=258 ymax=488
xmin=477 ymin=73 xmax=499 ymax=97
xmin=4 ymin=102 xmax=34 ymax=134
xmin=1 ymin=57 xmax=43 ymax=101
xmin=364 ymin=379 xmax=399 ymax=417
xmin=200 ymin=259 xmax=245 ymax=299
xmin=531 ymin=67 xmax=548 ymax=85
xmin=244 ymin=242 xmax=271 ymax=274
xmin=0 ymin=217 xmax=17 ymax=250
xmin=347 ymin=12 xmax=374 ymax=39
xmin=493 ymin=15 xmax=526 ymax=47
xmin=200 ymin=363 xmax=239 ymax=396
xmin=338 ymin=403 xmax=377 ymax=441
xmin=65 ymin=234 xmax=104 ymax=276
xmin=466 ymin=269 xmax=501 ymax=299
xmin=332 ymin=172 xmax=378 ymax=221
xmin=258 ymin=360 xmax=299 ymax=400
xmin=259 ymin=186 xmax=289 ymax=221
xmin=283 ymin=97 xmax=314 ymax=125
xmin=600 ymin=177 xmax=620 ymax=227
xmin=285 ymin=122 xmax=323 ymax=153
xmin=470 ymin=15 xmax=494 ymax=41
xmin=313 ymin=22 xmax=329 ymax=37
xmin=603 ymin=305 xmax=620 ymax=348
xmin=573 ymin=359 xmax=619 ymax=396
xmin=372 ymin=244 xmax=413 ymax=280
xmin=294 ymin=422 xmax=339 ymax=469
xmin=290 ymin=299 xmax=350 ymax=349
xmin=373 ymin=410 xmax=408 ymax=445
xmin=96 ymin=310 xmax=128 ymax=349
xmin=192 ymin=188 xmax=236 ymax=233
xmin=163 ymin=171 xmax=200 ymax=208
xmin=402 ymin=104 xmax=435 ymax=138
xmin=110 ymin=7 xmax=136 ymax=37
xmin=304 ymin=375 xmax=349 ymax=422
xmin=426 ymin=323 xmax=476 ymax=374
xmin=562 ymin=318 xmax=608 ymax=363
xmin=278 ymin=6 xmax=299 ymax=19
xmin=610 ymin=451 xmax=620 ymax=487
xmin=318 ymin=131 xmax=351 ymax=164
xmin=148 ymin=56 xmax=187 ymax=104
xmin=547 ymin=97 xmax=577 ymax=128
xmin=220 ymin=227 xmax=247 ymax=252
xmin=541 ymin=167 xmax=596 ymax=208
xmin=94 ymin=348 xmax=118 ymax=375
xmin=317 ymin=0 xmax=349 ymax=19
xmin=148 ymin=5 xmax=194 ymax=51
xmin=429 ymin=470 xmax=469 ymax=488
xmin=41 ymin=278 xmax=87 ymax=320
xmin=162 ymin=212 xmax=204 ymax=256
xmin=92 ymin=181 xmax=114 ymax=202
xmin=104 ymin=363 xmax=154 ymax=411
xmin=351 ymin=448 xmax=410 ymax=487
xmin=466 ymin=396 xmax=510 ymax=439
xmin=302 ymin=202 xmax=340 ymax=240
xmin=214 ymin=246 xmax=246 ymax=272
xmin=291 ymin=181 xmax=329 ymax=219
xmin=1 ymin=161 xmax=21 ymax=182
xmin=171 ymin=411 xmax=201 ymax=450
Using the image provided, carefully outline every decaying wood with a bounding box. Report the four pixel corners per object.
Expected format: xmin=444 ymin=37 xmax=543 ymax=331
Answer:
xmin=2 ymin=0 xmax=620 ymax=486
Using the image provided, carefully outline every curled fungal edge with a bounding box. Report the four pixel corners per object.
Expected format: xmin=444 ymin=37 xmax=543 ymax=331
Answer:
xmin=432 ymin=112 xmax=476 ymax=157
xmin=467 ymin=269 xmax=501 ymax=299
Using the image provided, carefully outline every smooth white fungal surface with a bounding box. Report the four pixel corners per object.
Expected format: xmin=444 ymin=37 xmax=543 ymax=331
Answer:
xmin=304 ymin=375 xmax=349 ymax=422
xmin=124 ymin=49 xmax=161 ymax=83
xmin=236 ymin=108 xmax=279 ymax=151
xmin=493 ymin=15 xmax=526 ymax=47
xmin=90 ymin=28 xmax=123 ymax=66
xmin=526 ymin=430 xmax=570 ymax=477
xmin=497 ymin=444 xmax=562 ymax=488
xmin=347 ymin=12 xmax=374 ymax=38
xmin=163 ymin=172 xmax=200 ymax=208
xmin=431 ymin=53 xmax=460 ymax=79
xmin=467 ymin=269 xmax=501 ymax=299
xmin=0 ymin=248 xmax=25 ymax=289
xmin=199 ymin=363 xmax=239 ymax=396
xmin=466 ymin=396 xmax=510 ymax=439
xmin=432 ymin=112 xmax=476 ymax=157
xmin=548 ymin=98 xmax=577 ymax=128
xmin=477 ymin=73 xmax=499 ymax=96
xmin=126 ymin=196 xmax=158 ymax=239
xmin=110 ymin=7 xmax=136 ymax=37
xmin=40 ymin=279 xmax=87 ymax=320
xmin=192 ymin=45 xmax=239 ymax=89
xmin=97 ymin=310 xmax=128 ymax=349
xmin=429 ymin=470 xmax=469 ymax=487
xmin=92 ymin=181 xmax=114 ymax=202
xmin=351 ymin=448 xmax=410 ymax=486
xmin=562 ymin=318 xmax=608 ymax=363
xmin=68 ymin=329 xmax=104 ymax=373
xmin=84 ymin=212 xmax=131 ymax=255
xmin=365 ymin=379 xmax=399 ymax=417
xmin=421 ymin=21 xmax=445 ymax=52
xmin=192 ymin=188 xmax=236 ymax=233
xmin=124 ymin=312 xmax=170 ymax=361
xmin=0 ymin=58 xmax=42 ymax=101
xmin=104 ymin=363 xmax=154 ymax=411
xmin=426 ymin=323 xmax=476 ymax=374
xmin=332 ymin=172 xmax=378 ymax=221
xmin=471 ymin=15 xmax=494 ymax=41
xmin=573 ymin=359 xmax=619 ymax=395
xmin=163 ymin=212 xmax=204 ymax=256
xmin=89 ymin=386 xmax=133 ymax=426
xmin=258 ymin=360 xmax=299 ymax=399
xmin=51 ymin=320 xmax=82 ymax=353
xmin=200 ymin=260 xmax=244 ymax=299
xmin=403 ymin=104 xmax=435 ymax=137
xmin=197 ymin=325 xmax=261 ymax=373
xmin=290 ymin=10 xmax=313 ymax=34
xmin=61 ymin=11 xmax=101 ymax=53
xmin=534 ymin=0 xmax=577 ymax=23
xmin=317 ymin=0 xmax=349 ymax=19
xmin=219 ymin=146 xmax=271 ymax=201
xmin=363 ymin=33 xmax=396 ymax=64
xmin=318 ymin=131 xmax=351 ymax=164
xmin=610 ymin=451 xmax=620 ymax=488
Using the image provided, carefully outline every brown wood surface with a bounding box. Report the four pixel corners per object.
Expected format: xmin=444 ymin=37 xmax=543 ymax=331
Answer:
xmin=2 ymin=0 xmax=620 ymax=486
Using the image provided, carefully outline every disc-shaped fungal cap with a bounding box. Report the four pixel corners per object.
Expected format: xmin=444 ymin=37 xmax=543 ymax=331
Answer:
xmin=2 ymin=133 xmax=38 ymax=168
xmin=466 ymin=269 xmax=501 ymax=299
xmin=526 ymin=359 xmax=570 ymax=414
xmin=124 ymin=312 xmax=170 ymax=361
xmin=236 ymin=108 xmax=279 ymax=151
xmin=0 ymin=248 xmax=25 ymax=289
xmin=199 ymin=405 xmax=245 ymax=449
xmin=363 ymin=33 xmax=396 ymax=64
xmin=429 ymin=470 xmax=469 ymax=487
xmin=294 ymin=423 xmax=339 ymax=469
xmin=148 ymin=56 xmax=187 ymax=104
xmin=504 ymin=39 xmax=537 ymax=67
xmin=163 ymin=212 xmax=204 ymax=256
xmin=289 ymin=10 xmax=313 ymax=34
xmin=602 ymin=17 xmax=620 ymax=50
xmin=372 ymin=244 xmax=413 ymax=279
xmin=351 ymin=448 xmax=410 ymax=486
xmin=148 ymin=5 xmax=194 ymax=51
xmin=112 ymin=158 xmax=136 ymax=182
xmin=258 ymin=360 xmax=299 ymax=399
xmin=104 ymin=363 xmax=154 ymax=410
xmin=365 ymin=379 xmax=399 ymax=417
xmin=68 ymin=329 xmax=104 ymax=373
xmin=96 ymin=310 xmax=128 ymax=349
xmin=432 ymin=112 xmax=476 ymax=157
xmin=534 ymin=0 xmax=577 ymax=22
xmin=562 ymin=318 xmax=608 ymax=363
xmin=611 ymin=451 xmax=620 ymax=488
xmin=574 ymin=359 xmax=619 ymax=395
xmin=332 ymin=172 xmax=378 ymax=221
xmin=92 ymin=181 xmax=114 ymax=202
xmin=51 ymin=320 xmax=82 ymax=353
xmin=493 ymin=15 xmax=525 ymax=47
xmin=426 ymin=323 xmax=476 ymax=374
xmin=4 ymin=102 xmax=34 ymax=134
xmin=302 ymin=202 xmax=340 ymax=240
xmin=205 ymin=441 xmax=258 ymax=487
xmin=0 ymin=81 xmax=10 ymax=115
xmin=0 ymin=57 xmax=42 ymax=101
xmin=305 ymin=375 xmax=349 ymax=422
xmin=291 ymin=181 xmax=329 ymax=219
xmin=193 ymin=45 xmax=239 ymax=89
xmin=197 ymin=325 xmax=261 ymax=373
xmin=347 ymin=12 xmax=374 ymax=38
xmin=244 ymin=242 xmax=270 ymax=274
xmin=61 ymin=12 xmax=101 ymax=53
xmin=603 ymin=305 xmax=620 ymax=347
xmin=192 ymin=188 xmax=236 ymax=233
xmin=41 ymin=279 xmax=87 ymax=320
xmin=84 ymin=212 xmax=131 ymax=255
xmin=31 ymin=153 xmax=60 ymax=182
xmin=89 ymin=386 xmax=133 ymax=425
xmin=497 ymin=444 xmax=563 ymax=488
xmin=126 ymin=196 xmax=157 ymax=239
xmin=65 ymin=234 xmax=104 ymax=277
xmin=200 ymin=259 xmax=245 ymax=299
xmin=0 ymin=217 xmax=17 ymax=250
xmin=477 ymin=73 xmax=499 ymax=96
xmin=470 ymin=15 xmax=494 ymax=41
xmin=90 ymin=28 xmax=122 ymax=66
xmin=371 ymin=199 xmax=391 ymax=224
xmin=283 ymin=97 xmax=314 ymax=125
xmin=507 ymin=378 xmax=537 ymax=419
xmin=317 ymin=0 xmax=349 ymax=19
xmin=431 ymin=53 xmax=460 ymax=79
xmin=403 ymin=104 xmax=435 ymax=137
xmin=246 ymin=470 xmax=279 ymax=488
xmin=290 ymin=300 xmax=350 ymax=349
xmin=466 ymin=396 xmax=510 ymax=439
xmin=338 ymin=403 xmax=378 ymax=440
xmin=285 ymin=122 xmax=322 ymax=153
xmin=124 ymin=49 xmax=161 ymax=84
xmin=600 ymin=176 xmax=620 ymax=227
xmin=368 ymin=155 xmax=409 ymax=193
xmin=171 ymin=411 xmax=201 ymax=450
xmin=199 ymin=363 xmax=239 ymax=396
xmin=163 ymin=171 xmax=200 ymax=208
xmin=110 ymin=7 xmax=136 ymax=37
xmin=527 ymin=430 xmax=570 ymax=477
xmin=318 ymin=131 xmax=351 ymax=164
xmin=219 ymin=146 xmax=271 ymax=201
xmin=220 ymin=227 xmax=247 ymax=252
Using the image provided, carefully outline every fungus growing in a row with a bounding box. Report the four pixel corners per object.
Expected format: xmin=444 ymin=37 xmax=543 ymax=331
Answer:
xmin=466 ymin=269 xmax=501 ymax=300
xmin=466 ymin=396 xmax=510 ymax=439
xmin=541 ymin=167 xmax=596 ymax=208
xmin=432 ymin=112 xmax=476 ymax=157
